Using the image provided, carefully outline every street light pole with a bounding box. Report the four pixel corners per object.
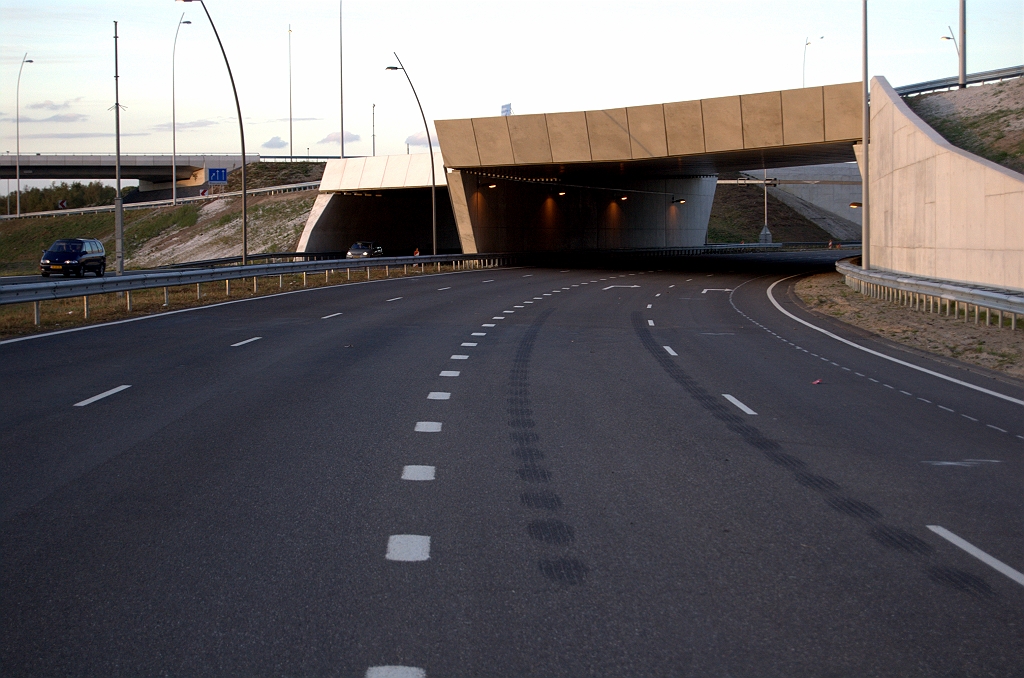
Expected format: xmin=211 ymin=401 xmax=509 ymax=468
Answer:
xmin=372 ymin=103 xmax=375 ymax=156
xmin=861 ymin=0 xmax=870 ymax=270
xmin=15 ymin=53 xmax=33 ymax=217
xmin=172 ymin=14 xmax=191 ymax=206
xmin=289 ymin=24 xmax=293 ymax=162
xmin=339 ymin=0 xmax=344 ymax=158
xmin=958 ymin=0 xmax=966 ymax=89
xmin=182 ymin=0 xmax=248 ymax=265
xmin=387 ymin=53 xmax=436 ymax=255
xmin=114 ymin=22 xmax=125 ymax=275
xmin=802 ymin=36 xmax=822 ymax=88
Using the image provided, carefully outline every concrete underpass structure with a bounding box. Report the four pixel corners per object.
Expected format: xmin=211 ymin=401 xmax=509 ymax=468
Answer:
xmin=298 ymin=82 xmax=863 ymax=255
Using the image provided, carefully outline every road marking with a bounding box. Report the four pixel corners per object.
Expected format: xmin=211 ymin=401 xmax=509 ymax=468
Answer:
xmin=669 ymin=284 xmax=675 ymax=288
xmin=900 ymin=390 xmax=913 ymax=396
xmin=437 ymin=286 xmax=451 ymax=291
xmin=767 ymin=276 xmax=1024 ymax=407
xmin=401 ymin=465 xmax=436 ymax=481
xmin=918 ymin=397 xmax=932 ymax=403
xmin=987 ymin=424 xmax=1007 ymax=433
xmin=231 ymin=337 xmax=262 ymax=347
xmin=647 ymin=320 xmax=655 ymax=326
xmin=415 ymin=422 xmax=442 ymax=432
xmin=514 ymin=305 xmax=525 ymax=308
xmin=427 ymin=392 xmax=450 ymax=400
xmin=603 ymin=285 xmax=640 ymax=290
xmin=386 ymin=297 xmax=403 ymax=302
xmin=841 ymin=366 xmax=851 ymax=371
xmin=451 ymin=355 xmax=469 ymax=360
xmin=962 ymin=414 xmax=978 ymax=422
xmin=503 ymin=310 xmax=515 ymax=313
xmin=492 ymin=317 xmax=505 ymax=320
xmin=534 ymin=297 xmax=543 ymax=299
xmin=702 ymin=288 xmax=733 ymax=293
xmin=522 ymin=274 xmax=533 ymax=277
xmin=927 ymin=525 xmax=1024 ymax=587
xmin=656 ymin=293 xmax=662 ymax=297
xmin=482 ymin=279 xmax=494 ymax=283
xmin=524 ymin=301 xmax=534 ymax=304
xmin=884 ymin=384 xmax=894 ymax=389
xmin=663 ymin=346 xmax=678 ymax=356
xmin=543 ymin=293 xmax=552 ymax=296
xmin=482 ymin=323 xmax=496 ymax=327
xmin=686 ymin=278 xmax=693 ymax=281
xmin=647 ymin=304 xmax=652 ymax=308
xmin=722 ymin=394 xmax=757 ymax=415
xmin=461 ymin=342 xmax=477 ymax=347
xmin=439 ymin=371 xmax=460 ymax=377
xmin=868 ymin=377 xmax=879 ymax=383
xmin=366 ymin=666 xmax=426 ymax=678
xmin=939 ymin=405 xmax=954 ymax=412
xmin=74 ymin=384 xmax=131 ymax=407
xmin=552 ymin=290 xmax=562 ymax=293
xmin=854 ymin=372 xmax=864 ymax=376
xmin=472 ymin=332 xmax=486 ymax=336
xmin=386 ymin=535 xmax=431 ymax=561
xmin=321 ymin=312 xmax=343 ymax=319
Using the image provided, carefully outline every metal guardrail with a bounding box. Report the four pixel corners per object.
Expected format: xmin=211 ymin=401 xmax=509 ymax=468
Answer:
xmin=895 ymin=65 xmax=1024 ymax=96
xmin=0 ymin=181 xmax=322 ymax=220
xmin=836 ymin=257 xmax=1023 ymax=329
xmin=0 ymin=253 xmax=515 ymax=307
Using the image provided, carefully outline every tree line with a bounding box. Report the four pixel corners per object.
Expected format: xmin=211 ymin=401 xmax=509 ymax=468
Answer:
xmin=2 ymin=181 xmax=127 ymax=215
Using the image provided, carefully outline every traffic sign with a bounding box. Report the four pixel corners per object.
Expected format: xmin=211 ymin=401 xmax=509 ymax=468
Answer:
xmin=199 ymin=189 xmax=209 ymax=197
xmin=57 ymin=199 xmax=67 ymax=209
xmin=208 ymin=167 xmax=228 ymax=185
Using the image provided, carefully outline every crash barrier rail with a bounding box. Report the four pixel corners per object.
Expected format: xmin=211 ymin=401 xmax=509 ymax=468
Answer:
xmin=836 ymin=257 xmax=1023 ymax=330
xmin=155 ymin=250 xmax=355 ymax=269
xmin=0 ymin=181 xmax=322 ymax=220
xmin=895 ymin=65 xmax=1023 ymax=97
xmin=0 ymin=253 xmax=517 ymax=324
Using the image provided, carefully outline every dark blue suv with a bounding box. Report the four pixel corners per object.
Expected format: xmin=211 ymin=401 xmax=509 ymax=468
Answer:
xmin=40 ymin=238 xmax=106 ymax=277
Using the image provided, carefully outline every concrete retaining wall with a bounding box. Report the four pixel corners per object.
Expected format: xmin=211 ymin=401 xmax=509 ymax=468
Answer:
xmin=869 ymin=76 xmax=1024 ymax=292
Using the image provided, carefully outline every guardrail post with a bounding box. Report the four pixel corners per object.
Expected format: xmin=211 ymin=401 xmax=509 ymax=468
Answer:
xmin=34 ymin=301 xmax=40 ymax=326
xmin=163 ymin=287 xmax=169 ymax=307
xmin=126 ymin=290 xmax=132 ymax=312
xmin=83 ymin=296 xmax=89 ymax=319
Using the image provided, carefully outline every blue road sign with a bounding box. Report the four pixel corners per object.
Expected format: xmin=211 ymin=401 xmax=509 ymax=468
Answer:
xmin=208 ymin=168 xmax=228 ymax=185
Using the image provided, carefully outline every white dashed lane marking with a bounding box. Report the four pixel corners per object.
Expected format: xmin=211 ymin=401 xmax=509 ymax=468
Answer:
xmin=427 ymin=392 xmax=450 ymax=400
xmin=927 ymin=525 xmax=1024 ymax=587
xmin=647 ymin=320 xmax=655 ymax=326
xmin=451 ymin=355 xmax=469 ymax=360
xmin=321 ymin=312 xmax=342 ymax=319
xmin=663 ymin=346 xmax=678 ymax=356
xmin=461 ymin=342 xmax=477 ymax=347
xmin=482 ymin=323 xmax=496 ymax=327
xmin=73 ymin=385 xmax=131 ymax=407
xmin=492 ymin=317 xmax=506 ymax=320
xmin=366 ymin=667 xmax=425 ymax=678
xmin=401 ymin=465 xmax=435 ymax=481
xmin=385 ymin=535 xmax=431 ymax=561
xmin=437 ymin=287 xmax=451 ymax=291
xmin=231 ymin=337 xmax=261 ymax=347
xmin=723 ymin=394 xmax=757 ymax=415
xmin=482 ymin=279 xmax=494 ymax=283
xmin=472 ymin=332 xmax=486 ymax=336
xmin=439 ymin=371 xmax=460 ymax=377
xmin=386 ymin=297 xmax=403 ymax=302
xmin=647 ymin=304 xmax=652 ymax=309
xmin=414 ymin=422 xmax=442 ymax=432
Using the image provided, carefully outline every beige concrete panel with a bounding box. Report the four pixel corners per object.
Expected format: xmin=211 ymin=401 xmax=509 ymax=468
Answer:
xmin=403 ymin=153 xmax=446 ymax=187
xmin=380 ymin=155 xmax=411 ymax=189
xmin=445 ymin=169 xmax=478 ymax=254
xmin=507 ymin=114 xmax=552 ymax=164
xmin=586 ymin=108 xmax=632 ymax=161
xmin=823 ymin=82 xmax=862 ymax=141
xmin=625 ymin=104 xmax=668 ymax=159
xmin=984 ymin=191 xmax=1006 ymax=251
xmin=740 ymin=91 xmax=783 ymax=149
xmin=472 ymin=117 xmax=515 ymax=166
xmin=546 ymin=112 xmax=592 ymax=162
xmin=296 ymin=193 xmax=339 ymax=252
xmin=318 ymin=159 xmax=346 ymax=192
xmin=701 ymin=96 xmax=744 ymax=152
xmin=1005 ymin=188 xmax=1024 ymax=251
xmin=339 ymin=157 xmax=367 ymax=190
xmin=780 ymin=87 xmax=825 ymax=145
xmin=358 ymin=156 xmax=388 ymax=189
xmin=664 ymin=100 xmax=705 ymax=155
xmin=435 ymin=118 xmax=480 ymax=167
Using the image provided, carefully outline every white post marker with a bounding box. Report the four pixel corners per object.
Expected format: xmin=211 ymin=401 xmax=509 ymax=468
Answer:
xmin=927 ymin=525 xmax=1024 ymax=587
xmin=231 ymin=337 xmax=262 ymax=347
xmin=366 ymin=667 xmax=426 ymax=678
xmin=385 ymin=535 xmax=430 ymax=561
xmin=723 ymin=394 xmax=757 ymax=415
xmin=74 ymin=385 xmax=131 ymax=407
xmin=415 ymin=422 xmax=442 ymax=432
xmin=663 ymin=346 xmax=678 ymax=356
xmin=401 ymin=465 xmax=436 ymax=481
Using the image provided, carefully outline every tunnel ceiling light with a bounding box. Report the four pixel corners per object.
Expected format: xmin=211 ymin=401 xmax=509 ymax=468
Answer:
xmin=849 ymin=201 xmax=862 ymax=208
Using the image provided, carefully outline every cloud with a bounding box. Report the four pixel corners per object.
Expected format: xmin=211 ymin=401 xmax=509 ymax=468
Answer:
xmin=21 ymin=132 xmax=150 ymax=139
xmin=317 ymin=131 xmax=360 ymax=145
xmin=405 ymin=131 xmax=439 ymax=147
xmin=28 ymin=98 xmax=82 ymax=111
xmin=261 ymin=135 xmax=288 ymax=149
xmin=151 ymin=118 xmax=220 ymax=131
xmin=2 ymin=113 xmax=89 ymax=123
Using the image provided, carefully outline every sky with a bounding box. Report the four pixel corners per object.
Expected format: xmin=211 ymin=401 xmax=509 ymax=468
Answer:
xmin=1 ymin=0 xmax=1022 ymax=193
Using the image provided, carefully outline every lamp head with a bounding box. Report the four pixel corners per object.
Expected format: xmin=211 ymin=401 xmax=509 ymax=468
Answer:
xmin=386 ymin=66 xmax=401 ymax=71
xmin=24 ymin=59 xmax=33 ymax=63
xmin=182 ymin=20 xmax=191 ymax=24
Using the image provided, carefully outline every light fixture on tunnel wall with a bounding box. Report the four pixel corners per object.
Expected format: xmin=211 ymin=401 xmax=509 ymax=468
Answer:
xmin=487 ymin=184 xmax=497 ymax=189
xmin=558 ymin=191 xmax=566 ymax=196
xmin=620 ymin=196 xmax=628 ymax=201
xmin=850 ymin=202 xmax=863 ymax=208
xmin=673 ymin=197 xmax=686 ymax=204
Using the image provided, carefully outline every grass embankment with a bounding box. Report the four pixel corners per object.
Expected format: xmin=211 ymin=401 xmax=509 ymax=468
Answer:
xmin=905 ymin=77 xmax=1024 ymax=175
xmin=0 ymin=262 xmax=467 ymax=341
xmin=796 ymin=272 xmax=1023 ymax=379
xmin=707 ymin=183 xmax=833 ymax=243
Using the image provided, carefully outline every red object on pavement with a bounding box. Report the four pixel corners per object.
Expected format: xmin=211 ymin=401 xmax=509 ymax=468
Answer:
xmin=812 ymin=379 xmax=822 ymax=385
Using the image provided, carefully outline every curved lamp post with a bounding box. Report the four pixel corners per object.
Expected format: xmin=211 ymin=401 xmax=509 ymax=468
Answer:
xmin=387 ymin=53 xmax=436 ymax=256
xmin=172 ymin=14 xmax=191 ymax=205
xmin=16 ymin=53 xmax=33 ymax=217
xmin=178 ymin=0 xmax=248 ymax=264
xmin=802 ymin=36 xmax=823 ymax=88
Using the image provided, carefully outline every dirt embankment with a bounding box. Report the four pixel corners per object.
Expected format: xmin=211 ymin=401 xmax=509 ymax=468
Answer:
xmin=796 ymin=272 xmax=1023 ymax=379
xmin=905 ymin=77 xmax=1024 ymax=175
xmin=707 ymin=181 xmax=834 ymax=244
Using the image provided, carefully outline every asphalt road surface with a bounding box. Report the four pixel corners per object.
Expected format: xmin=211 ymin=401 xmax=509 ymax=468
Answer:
xmin=2 ymin=251 xmax=1022 ymax=676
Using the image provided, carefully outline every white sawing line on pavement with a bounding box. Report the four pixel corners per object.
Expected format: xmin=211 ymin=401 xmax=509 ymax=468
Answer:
xmin=766 ymin=276 xmax=1024 ymax=408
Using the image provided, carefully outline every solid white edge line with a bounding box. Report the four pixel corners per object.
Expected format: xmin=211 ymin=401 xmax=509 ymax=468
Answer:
xmin=722 ymin=393 xmax=757 ymax=415
xmin=231 ymin=336 xmax=262 ymax=347
xmin=73 ymin=384 xmax=131 ymax=407
xmin=766 ymin=276 xmax=1024 ymax=407
xmin=663 ymin=345 xmax=678 ymax=356
xmin=927 ymin=525 xmax=1024 ymax=587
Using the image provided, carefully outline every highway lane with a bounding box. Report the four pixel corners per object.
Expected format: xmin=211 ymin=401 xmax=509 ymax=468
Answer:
xmin=1 ymin=254 xmax=1022 ymax=676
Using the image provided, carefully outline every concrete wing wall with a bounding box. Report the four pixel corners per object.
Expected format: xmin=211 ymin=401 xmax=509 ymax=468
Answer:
xmin=435 ymin=83 xmax=862 ymax=168
xmin=869 ymin=76 xmax=1024 ymax=292
xmin=316 ymin=154 xmax=446 ymax=191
